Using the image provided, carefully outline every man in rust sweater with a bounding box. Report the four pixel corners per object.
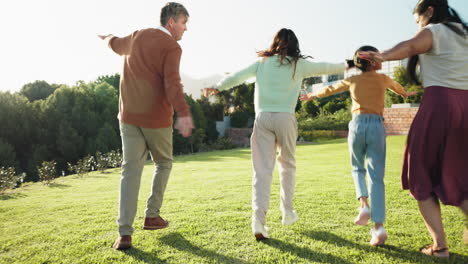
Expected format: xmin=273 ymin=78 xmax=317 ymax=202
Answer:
xmin=99 ymin=2 xmax=194 ymax=250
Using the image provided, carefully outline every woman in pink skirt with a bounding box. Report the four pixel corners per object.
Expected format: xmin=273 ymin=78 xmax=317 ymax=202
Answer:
xmin=361 ymin=0 xmax=468 ymax=258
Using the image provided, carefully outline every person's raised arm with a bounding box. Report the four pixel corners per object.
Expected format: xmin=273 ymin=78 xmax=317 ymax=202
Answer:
xmin=299 ymin=60 xmax=347 ymax=79
xmin=300 ymin=79 xmax=350 ymax=102
xmin=98 ymin=31 xmax=136 ymax=56
xmin=387 ymin=78 xmax=418 ymax=98
xmin=204 ymin=61 xmax=258 ymax=97
xmin=359 ymin=29 xmax=433 ymax=62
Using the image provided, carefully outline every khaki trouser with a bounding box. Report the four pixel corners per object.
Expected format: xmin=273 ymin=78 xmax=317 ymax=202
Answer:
xmin=118 ymin=122 xmax=173 ymax=236
xmin=251 ymin=112 xmax=298 ymax=225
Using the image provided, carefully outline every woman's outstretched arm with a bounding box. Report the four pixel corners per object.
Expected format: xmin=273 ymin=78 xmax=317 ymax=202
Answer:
xmin=360 ymin=29 xmax=433 ymax=62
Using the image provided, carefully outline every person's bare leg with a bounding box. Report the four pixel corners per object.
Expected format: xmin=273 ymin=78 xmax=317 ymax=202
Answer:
xmin=354 ymin=197 xmax=370 ymax=225
xmin=418 ymin=196 xmax=449 ymax=257
xmin=360 ymin=197 xmax=369 ymax=208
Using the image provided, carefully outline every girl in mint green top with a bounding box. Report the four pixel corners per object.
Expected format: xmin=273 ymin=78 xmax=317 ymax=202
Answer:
xmin=213 ymin=55 xmax=346 ymax=113
xmin=204 ymin=28 xmax=348 ymax=241
xmin=206 ymin=30 xmax=347 ymax=114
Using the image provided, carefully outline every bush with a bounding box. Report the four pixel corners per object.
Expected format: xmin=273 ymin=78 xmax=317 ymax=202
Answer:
xmin=298 ymin=130 xmax=340 ymax=142
xmin=204 ymin=120 xmax=219 ymax=143
xmin=189 ymin=128 xmax=206 ymax=153
xmin=297 ymin=100 xmax=320 ymax=118
xmin=107 ymin=150 xmax=122 ymax=168
xmin=37 ymin=161 xmax=57 ymax=185
xmin=0 ymin=167 xmax=24 ymax=193
xmin=322 ymin=99 xmax=348 ymax=114
xmin=210 ymin=137 xmax=237 ymax=150
xmin=199 ymin=137 xmax=237 ymax=152
xmin=298 ymin=109 xmax=351 ymax=131
xmin=68 ymin=155 xmax=94 ymax=178
xmin=95 ymin=151 xmax=109 ymax=172
xmin=230 ymin=111 xmax=251 ymax=128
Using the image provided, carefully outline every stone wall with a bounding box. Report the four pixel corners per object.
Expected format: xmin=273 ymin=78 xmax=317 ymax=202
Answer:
xmin=383 ymin=107 xmax=419 ymax=135
xmin=334 ymin=130 xmax=348 ymax=138
xmin=225 ymin=107 xmax=419 ymax=146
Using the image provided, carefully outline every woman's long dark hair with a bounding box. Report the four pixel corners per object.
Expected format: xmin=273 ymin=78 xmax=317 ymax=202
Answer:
xmin=408 ymin=0 xmax=468 ymax=84
xmin=257 ymin=28 xmax=312 ymax=79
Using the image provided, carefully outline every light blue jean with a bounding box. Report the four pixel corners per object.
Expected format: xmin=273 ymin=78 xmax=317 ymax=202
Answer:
xmin=348 ymin=114 xmax=386 ymax=224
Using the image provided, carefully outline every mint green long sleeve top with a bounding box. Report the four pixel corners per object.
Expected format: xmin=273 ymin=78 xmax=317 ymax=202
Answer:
xmin=214 ymin=55 xmax=346 ymax=113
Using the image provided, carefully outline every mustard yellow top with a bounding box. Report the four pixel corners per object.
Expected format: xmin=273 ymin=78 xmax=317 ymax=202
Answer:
xmin=313 ymin=71 xmax=406 ymax=116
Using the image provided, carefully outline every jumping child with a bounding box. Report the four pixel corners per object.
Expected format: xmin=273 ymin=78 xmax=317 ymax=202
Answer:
xmin=300 ymin=46 xmax=416 ymax=246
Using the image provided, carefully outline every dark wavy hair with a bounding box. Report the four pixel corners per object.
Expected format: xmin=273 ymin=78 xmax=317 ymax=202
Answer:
xmin=408 ymin=0 xmax=468 ymax=84
xmin=257 ymin=28 xmax=312 ymax=79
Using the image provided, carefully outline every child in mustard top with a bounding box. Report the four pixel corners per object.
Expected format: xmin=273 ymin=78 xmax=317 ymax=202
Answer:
xmin=300 ymin=46 xmax=416 ymax=246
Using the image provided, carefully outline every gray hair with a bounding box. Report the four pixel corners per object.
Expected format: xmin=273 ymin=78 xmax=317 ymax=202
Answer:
xmin=160 ymin=2 xmax=189 ymax=26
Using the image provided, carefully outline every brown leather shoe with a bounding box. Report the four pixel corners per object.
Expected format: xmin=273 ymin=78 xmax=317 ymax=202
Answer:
xmin=112 ymin=235 xmax=132 ymax=250
xmin=143 ymin=216 xmax=169 ymax=230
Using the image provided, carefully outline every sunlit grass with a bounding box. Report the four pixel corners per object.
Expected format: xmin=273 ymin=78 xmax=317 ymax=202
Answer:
xmin=0 ymin=136 xmax=466 ymax=263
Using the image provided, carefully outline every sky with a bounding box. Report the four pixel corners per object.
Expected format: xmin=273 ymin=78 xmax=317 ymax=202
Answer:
xmin=0 ymin=0 xmax=467 ymax=92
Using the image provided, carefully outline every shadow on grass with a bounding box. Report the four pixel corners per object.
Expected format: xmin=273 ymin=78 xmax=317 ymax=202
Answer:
xmin=260 ymin=238 xmax=353 ymax=264
xmin=0 ymin=192 xmax=27 ymax=200
xmin=122 ymin=247 xmax=167 ymax=264
xmin=47 ymin=183 xmax=71 ymax=189
xmin=173 ymin=149 xmax=252 ymax=163
xmin=297 ymin=138 xmax=348 ymax=146
xmin=303 ymin=230 xmax=468 ymax=264
xmin=160 ymin=233 xmax=250 ymax=264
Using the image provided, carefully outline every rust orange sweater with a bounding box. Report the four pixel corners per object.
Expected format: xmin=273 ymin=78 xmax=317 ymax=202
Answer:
xmin=313 ymin=71 xmax=406 ymax=116
xmin=107 ymin=28 xmax=190 ymax=128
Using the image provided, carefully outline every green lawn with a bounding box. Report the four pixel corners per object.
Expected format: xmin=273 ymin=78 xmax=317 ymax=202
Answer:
xmin=0 ymin=136 xmax=466 ymax=264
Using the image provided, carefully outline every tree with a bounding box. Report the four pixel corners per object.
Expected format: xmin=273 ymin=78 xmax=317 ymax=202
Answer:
xmin=95 ymin=122 xmax=120 ymax=154
xmin=0 ymin=92 xmax=39 ymax=180
xmin=231 ymin=82 xmax=255 ymax=115
xmin=26 ymin=145 xmax=52 ymax=182
xmin=302 ymin=76 xmax=322 ymax=88
xmin=214 ymin=90 xmax=234 ymax=116
xmin=20 ymin=80 xmax=56 ymax=102
xmin=197 ymin=96 xmax=220 ymax=142
xmin=316 ymin=91 xmax=351 ymax=114
xmin=56 ymin=121 xmax=84 ymax=163
xmin=0 ymin=138 xmax=18 ymax=170
xmin=172 ymin=94 xmax=213 ymax=154
xmin=297 ymin=99 xmax=320 ymax=118
xmin=96 ymin=73 xmax=120 ymax=91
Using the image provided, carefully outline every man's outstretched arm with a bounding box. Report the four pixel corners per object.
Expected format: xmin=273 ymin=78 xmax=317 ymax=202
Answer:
xmin=98 ymin=32 xmax=135 ymax=56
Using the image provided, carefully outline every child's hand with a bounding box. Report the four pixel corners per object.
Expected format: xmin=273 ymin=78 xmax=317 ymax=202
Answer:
xmin=403 ymin=91 xmax=418 ymax=97
xmin=299 ymin=93 xmax=316 ymax=102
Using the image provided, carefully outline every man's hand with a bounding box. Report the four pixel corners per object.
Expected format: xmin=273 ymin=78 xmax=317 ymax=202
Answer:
xmin=203 ymin=87 xmax=219 ymax=97
xmin=299 ymin=93 xmax=316 ymax=102
xmin=98 ymin=34 xmax=112 ymax=40
xmin=174 ymin=116 xmax=194 ymax=137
